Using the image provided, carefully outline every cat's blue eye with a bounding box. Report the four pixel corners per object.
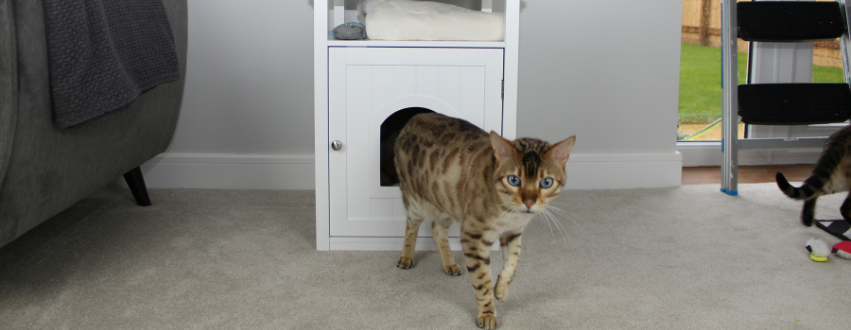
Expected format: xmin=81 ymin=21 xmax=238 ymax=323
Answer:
xmin=540 ymin=177 xmax=554 ymax=188
xmin=507 ymin=175 xmax=521 ymax=186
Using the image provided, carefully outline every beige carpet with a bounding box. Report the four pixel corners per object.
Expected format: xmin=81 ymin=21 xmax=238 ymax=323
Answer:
xmin=2 ymin=184 xmax=851 ymax=329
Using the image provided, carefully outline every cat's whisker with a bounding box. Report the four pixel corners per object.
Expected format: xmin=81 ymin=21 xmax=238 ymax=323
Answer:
xmin=539 ymin=210 xmax=556 ymax=238
xmin=547 ymin=205 xmax=573 ymax=219
xmin=550 ymin=209 xmax=577 ymax=231
xmin=536 ymin=209 xmax=568 ymax=247
xmin=550 ymin=211 xmax=571 ymax=246
xmin=539 ymin=210 xmax=557 ymax=239
xmin=543 ymin=210 xmax=569 ymax=247
xmin=546 ymin=205 xmax=582 ymax=232
xmin=547 ymin=205 xmax=568 ymax=216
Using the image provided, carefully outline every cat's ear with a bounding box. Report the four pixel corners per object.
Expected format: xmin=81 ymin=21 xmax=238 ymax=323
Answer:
xmin=546 ymin=135 xmax=576 ymax=169
xmin=490 ymin=131 xmax=517 ymax=164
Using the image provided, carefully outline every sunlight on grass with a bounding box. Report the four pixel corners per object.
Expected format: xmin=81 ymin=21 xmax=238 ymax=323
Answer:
xmin=678 ymin=43 xmax=745 ymax=124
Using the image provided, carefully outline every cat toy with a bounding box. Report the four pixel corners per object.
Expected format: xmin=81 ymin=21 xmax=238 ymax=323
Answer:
xmin=329 ymin=22 xmax=367 ymax=40
xmin=810 ymin=219 xmax=851 ymax=259
xmin=804 ymin=238 xmax=851 ymax=261
xmin=806 ymin=238 xmax=830 ymax=262
xmin=832 ymin=240 xmax=851 ymax=259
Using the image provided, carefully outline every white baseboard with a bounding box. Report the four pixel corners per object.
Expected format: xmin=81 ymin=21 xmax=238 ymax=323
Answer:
xmin=329 ymin=237 xmax=457 ymax=251
xmin=136 ymin=152 xmax=683 ymax=190
xmin=564 ymin=152 xmax=683 ymax=189
xmin=139 ymin=153 xmax=316 ymax=189
xmin=678 ymin=142 xmax=820 ymax=167
xmin=327 ymin=236 xmax=501 ymax=251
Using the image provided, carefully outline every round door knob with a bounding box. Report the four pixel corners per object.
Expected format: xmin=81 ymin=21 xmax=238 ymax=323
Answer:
xmin=331 ymin=140 xmax=343 ymax=151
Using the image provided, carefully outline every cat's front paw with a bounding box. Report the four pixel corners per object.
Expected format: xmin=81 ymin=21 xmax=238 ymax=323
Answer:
xmin=397 ymin=256 xmax=414 ymax=269
xmin=494 ymin=282 xmax=509 ymax=302
xmin=443 ymin=264 xmax=462 ymax=276
xmin=476 ymin=314 xmax=498 ymax=329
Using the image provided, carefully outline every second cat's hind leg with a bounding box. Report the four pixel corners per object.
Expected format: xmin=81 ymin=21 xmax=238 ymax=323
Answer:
xmin=432 ymin=214 xmax=461 ymax=276
xmin=802 ymin=198 xmax=817 ymax=227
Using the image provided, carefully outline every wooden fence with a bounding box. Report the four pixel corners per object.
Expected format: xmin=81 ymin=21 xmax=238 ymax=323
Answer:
xmin=682 ymin=0 xmax=841 ymax=67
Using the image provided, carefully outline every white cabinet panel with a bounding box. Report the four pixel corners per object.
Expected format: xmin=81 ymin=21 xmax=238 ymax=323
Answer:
xmin=328 ymin=47 xmax=504 ymax=237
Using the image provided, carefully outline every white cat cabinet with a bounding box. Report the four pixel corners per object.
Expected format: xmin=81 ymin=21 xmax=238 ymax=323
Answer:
xmin=313 ymin=0 xmax=520 ymax=250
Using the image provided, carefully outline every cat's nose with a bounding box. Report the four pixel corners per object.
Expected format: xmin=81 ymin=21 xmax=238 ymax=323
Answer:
xmin=523 ymin=199 xmax=535 ymax=209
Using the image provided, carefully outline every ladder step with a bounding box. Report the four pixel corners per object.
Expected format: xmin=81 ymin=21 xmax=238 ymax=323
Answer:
xmin=738 ymin=83 xmax=851 ymax=125
xmin=738 ymin=1 xmax=845 ymax=42
xmin=737 ymin=137 xmax=828 ymax=150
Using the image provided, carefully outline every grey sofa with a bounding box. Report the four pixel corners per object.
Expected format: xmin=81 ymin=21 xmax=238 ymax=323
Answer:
xmin=0 ymin=0 xmax=188 ymax=247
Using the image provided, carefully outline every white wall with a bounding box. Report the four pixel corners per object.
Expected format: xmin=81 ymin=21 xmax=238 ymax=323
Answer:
xmin=171 ymin=1 xmax=314 ymax=156
xmin=142 ymin=0 xmax=684 ymax=190
xmin=514 ymin=1 xmax=683 ymax=189
xmin=143 ymin=0 xmax=317 ymax=189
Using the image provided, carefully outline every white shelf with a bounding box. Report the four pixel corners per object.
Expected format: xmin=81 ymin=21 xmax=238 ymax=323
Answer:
xmin=328 ymin=39 xmax=505 ymax=49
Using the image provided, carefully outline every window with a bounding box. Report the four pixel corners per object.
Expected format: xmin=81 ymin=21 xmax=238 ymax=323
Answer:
xmin=678 ymin=0 xmax=843 ymax=143
xmin=678 ymin=0 xmax=845 ymax=166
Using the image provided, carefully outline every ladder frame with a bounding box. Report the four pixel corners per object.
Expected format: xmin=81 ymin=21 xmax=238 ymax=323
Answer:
xmin=720 ymin=0 xmax=851 ymax=196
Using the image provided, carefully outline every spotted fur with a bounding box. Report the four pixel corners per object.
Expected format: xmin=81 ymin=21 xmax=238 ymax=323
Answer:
xmin=394 ymin=113 xmax=575 ymax=329
xmin=776 ymin=125 xmax=851 ymax=226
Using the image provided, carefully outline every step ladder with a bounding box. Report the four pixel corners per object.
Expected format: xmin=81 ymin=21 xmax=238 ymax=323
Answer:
xmin=721 ymin=0 xmax=851 ymax=195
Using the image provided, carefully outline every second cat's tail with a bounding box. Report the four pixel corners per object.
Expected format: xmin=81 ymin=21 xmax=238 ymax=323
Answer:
xmin=776 ymin=172 xmax=820 ymax=227
xmin=775 ymin=172 xmax=817 ymax=200
xmin=776 ymin=144 xmax=843 ymax=200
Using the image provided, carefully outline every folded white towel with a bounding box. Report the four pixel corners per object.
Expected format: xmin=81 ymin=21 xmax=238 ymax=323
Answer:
xmin=358 ymin=0 xmax=504 ymax=41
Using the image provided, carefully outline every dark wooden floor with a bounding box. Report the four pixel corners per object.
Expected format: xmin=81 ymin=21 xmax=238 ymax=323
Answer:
xmin=681 ymin=164 xmax=814 ymax=185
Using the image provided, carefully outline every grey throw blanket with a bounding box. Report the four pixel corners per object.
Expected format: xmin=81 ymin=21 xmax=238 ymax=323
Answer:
xmin=42 ymin=0 xmax=180 ymax=128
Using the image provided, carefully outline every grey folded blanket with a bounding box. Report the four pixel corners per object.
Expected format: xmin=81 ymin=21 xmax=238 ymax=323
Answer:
xmin=42 ymin=0 xmax=180 ymax=128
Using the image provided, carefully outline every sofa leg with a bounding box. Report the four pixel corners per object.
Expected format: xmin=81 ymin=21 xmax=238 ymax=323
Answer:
xmin=123 ymin=167 xmax=152 ymax=206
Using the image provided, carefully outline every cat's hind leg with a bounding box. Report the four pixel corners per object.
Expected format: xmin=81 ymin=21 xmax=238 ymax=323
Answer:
xmin=432 ymin=214 xmax=461 ymax=276
xmin=398 ymin=214 xmax=424 ymax=269
xmin=802 ymin=198 xmax=817 ymax=227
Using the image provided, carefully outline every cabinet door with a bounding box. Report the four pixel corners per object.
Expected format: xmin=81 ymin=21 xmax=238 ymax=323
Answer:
xmin=328 ymin=47 xmax=504 ymax=237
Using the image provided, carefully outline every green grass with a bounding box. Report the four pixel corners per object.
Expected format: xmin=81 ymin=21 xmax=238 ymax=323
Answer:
xmin=678 ymin=43 xmax=746 ymax=124
xmin=813 ymin=63 xmax=845 ymax=83
xmin=678 ymin=43 xmax=845 ymax=124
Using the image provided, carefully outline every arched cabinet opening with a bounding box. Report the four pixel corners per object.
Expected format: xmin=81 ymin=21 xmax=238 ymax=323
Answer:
xmin=380 ymin=107 xmax=434 ymax=187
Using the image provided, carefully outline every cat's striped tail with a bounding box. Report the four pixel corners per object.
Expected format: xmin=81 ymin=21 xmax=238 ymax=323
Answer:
xmin=776 ymin=144 xmax=843 ymax=201
xmin=777 ymin=172 xmax=824 ymax=227
xmin=775 ymin=172 xmax=819 ymax=200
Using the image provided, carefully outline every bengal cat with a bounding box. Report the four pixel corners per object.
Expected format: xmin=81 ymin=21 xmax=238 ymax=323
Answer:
xmin=777 ymin=125 xmax=851 ymax=226
xmin=393 ymin=112 xmax=576 ymax=329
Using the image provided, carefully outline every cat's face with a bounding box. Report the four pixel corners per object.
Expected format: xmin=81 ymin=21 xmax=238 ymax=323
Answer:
xmin=490 ymin=133 xmax=576 ymax=214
